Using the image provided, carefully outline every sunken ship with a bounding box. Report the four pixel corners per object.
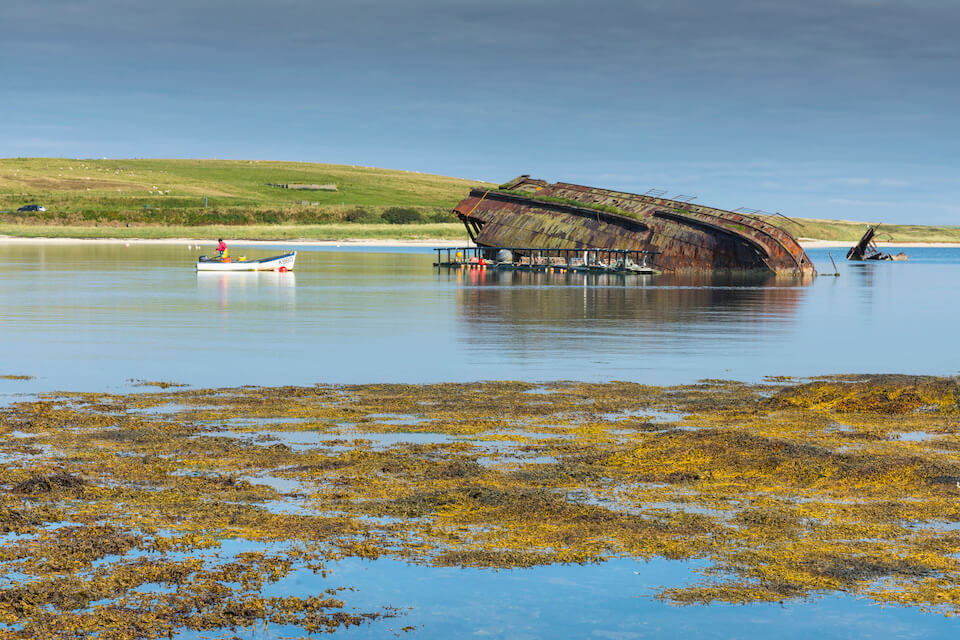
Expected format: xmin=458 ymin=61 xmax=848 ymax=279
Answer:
xmin=453 ymin=176 xmax=815 ymax=275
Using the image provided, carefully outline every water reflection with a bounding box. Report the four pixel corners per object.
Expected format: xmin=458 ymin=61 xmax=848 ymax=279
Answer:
xmin=196 ymin=272 xmax=296 ymax=311
xmin=846 ymin=261 xmax=889 ymax=308
xmin=451 ymin=267 xmax=814 ymax=353
xmin=1 ymin=243 xmax=959 ymax=391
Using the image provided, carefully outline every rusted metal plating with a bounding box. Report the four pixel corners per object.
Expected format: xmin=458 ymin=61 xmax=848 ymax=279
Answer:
xmin=846 ymin=226 xmax=908 ymax=261
xmin=453 ymin=176 xmax=816 ymax=275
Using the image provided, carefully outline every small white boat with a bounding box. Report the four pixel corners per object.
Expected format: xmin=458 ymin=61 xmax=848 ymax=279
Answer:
xmin=196 ymin=251 xmax=296 ymax=272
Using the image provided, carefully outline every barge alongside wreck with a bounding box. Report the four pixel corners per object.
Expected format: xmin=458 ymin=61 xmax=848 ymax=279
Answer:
xmin=453 ymin=176 xmax=815 ymax=275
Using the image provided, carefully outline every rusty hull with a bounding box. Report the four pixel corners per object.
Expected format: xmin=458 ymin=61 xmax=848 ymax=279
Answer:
xmin=453 ymin=176 xmax=815 ymax=275
xmin=846 ymin=226 xmax=908 ymax=261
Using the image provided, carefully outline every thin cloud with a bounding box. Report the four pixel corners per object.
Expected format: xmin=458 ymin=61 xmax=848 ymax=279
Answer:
xmin=828 ymin=198 xmax=906 ymax=207
xmin=833 ymin=178 xmax=910 ymax=187
xmin=1 ymin=0 xmax=957 ymax=223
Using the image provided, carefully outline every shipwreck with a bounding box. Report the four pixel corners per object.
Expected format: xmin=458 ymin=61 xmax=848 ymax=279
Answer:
xmin=846 ymin=226 xmax=907 ymax=261
xmin=453 ymin=176 xmax=815 ymax=275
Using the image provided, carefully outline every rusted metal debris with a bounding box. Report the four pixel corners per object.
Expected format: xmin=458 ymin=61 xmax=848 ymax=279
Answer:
xmin=846 ymin=226 xmax=907 ymax=261
xmin=453 ymin=176 xmax=815 ymax=275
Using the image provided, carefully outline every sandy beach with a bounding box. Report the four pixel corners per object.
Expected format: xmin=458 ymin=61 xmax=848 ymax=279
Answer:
xmin=2 ymin=235 xmax=960 ymax=249
xmin=0 ymin=235 xmax=472 ymax=248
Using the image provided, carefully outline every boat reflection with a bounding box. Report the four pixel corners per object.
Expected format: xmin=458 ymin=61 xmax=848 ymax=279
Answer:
xmin=447 ymin=266 xmax=814 ymax=349
xmin=196 ymin=271 xmax=296 ymax=311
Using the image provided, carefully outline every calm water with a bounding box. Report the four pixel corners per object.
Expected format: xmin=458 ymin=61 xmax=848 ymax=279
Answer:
xmin=190 ymin=554 xmax=956 ymax=639
xmin=0 ymin=242 xmax=957 ymax=394
xmin=3 ymin=241 xmax=960 ymax=638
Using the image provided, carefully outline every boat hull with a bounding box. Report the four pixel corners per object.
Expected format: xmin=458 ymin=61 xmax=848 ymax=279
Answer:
xmin=454 ymin=178 xmax=815 ymax=275
xmin=196 ymin=252 xmax=296 ymax=272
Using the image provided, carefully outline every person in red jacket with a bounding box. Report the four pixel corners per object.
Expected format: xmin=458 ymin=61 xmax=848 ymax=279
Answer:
xmin=216 ymin=238 xmax=228 ymax=260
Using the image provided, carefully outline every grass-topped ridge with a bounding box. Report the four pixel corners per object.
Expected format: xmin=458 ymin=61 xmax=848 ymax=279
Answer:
xmin=0 ymin=158 xmax=490 ymax=228
xmin=758 ymin=216 xmax=960 ymax=243
xmin=1 ymin=158 xmax=958 ymax=242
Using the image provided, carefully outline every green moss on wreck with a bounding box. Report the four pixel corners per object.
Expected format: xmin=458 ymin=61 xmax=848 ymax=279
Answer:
xmin=496 ymin=189 xmax=637 ymax=220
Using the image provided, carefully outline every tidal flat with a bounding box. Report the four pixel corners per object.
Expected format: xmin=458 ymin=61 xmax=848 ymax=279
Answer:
xmin=1 ymin=375 xmax=960 ymax=637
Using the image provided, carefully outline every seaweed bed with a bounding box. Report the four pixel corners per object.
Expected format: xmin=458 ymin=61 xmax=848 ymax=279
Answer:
xmin=1 ymin=375 xmax=960 ymax=637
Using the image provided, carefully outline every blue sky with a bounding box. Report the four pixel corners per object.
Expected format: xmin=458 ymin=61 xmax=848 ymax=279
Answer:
xmin=1 ymin=0 xmax=957 ymax=223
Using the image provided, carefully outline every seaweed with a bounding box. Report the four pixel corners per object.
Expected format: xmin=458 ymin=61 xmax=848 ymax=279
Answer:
xmin=0 ymin=375 xmax=959 ymax=636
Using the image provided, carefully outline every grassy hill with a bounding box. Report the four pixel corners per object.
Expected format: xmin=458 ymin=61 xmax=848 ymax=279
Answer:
xmin=0 ymin=159 xmax=956 ymax=243
xmin=0 ymin=158 xmax=489 ymax=227
xmin=758 ymin=216 xmax=960 ymax=243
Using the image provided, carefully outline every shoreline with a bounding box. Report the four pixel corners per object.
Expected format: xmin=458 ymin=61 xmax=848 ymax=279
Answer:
xmin=2 ymin=235 xmax=960 ymax=249
xmin=0 ymin=235 xmax=473 ymax=248
xmin=797 ymin=239 xmax=960 ymax=248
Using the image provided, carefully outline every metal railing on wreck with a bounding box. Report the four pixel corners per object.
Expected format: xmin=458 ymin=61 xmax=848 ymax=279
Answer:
xmin=433 ymin=246 xmax=662 ymax=274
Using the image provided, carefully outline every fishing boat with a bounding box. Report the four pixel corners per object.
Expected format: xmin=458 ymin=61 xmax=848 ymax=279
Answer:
xmin=196 ymin=251 xmax=296 ymax=272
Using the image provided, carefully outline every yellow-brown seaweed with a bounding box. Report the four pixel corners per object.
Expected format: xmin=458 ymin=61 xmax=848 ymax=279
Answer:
xmin=1 ymin=375 xmax=959 ymax=637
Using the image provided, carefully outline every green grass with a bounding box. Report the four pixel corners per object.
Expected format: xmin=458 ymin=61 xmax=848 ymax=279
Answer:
xmin=0 ymin=158 xmax=490 ymax=226
xmin=0 ymin=223 xmax=471 ymax=241
xmin=497 ymin=189 xmax=635 ymax=218
xmin=2 ymin=158 xmax=958 ymax=243
xmin=758 ymin=216 xmax=960 ymax=243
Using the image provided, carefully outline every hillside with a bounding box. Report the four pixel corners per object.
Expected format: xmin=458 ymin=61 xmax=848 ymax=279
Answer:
xmin=0 ymin=159 xmax=957 ymax=243
xmin=0 ymin=158 xmax=489 ymax=226
xmin=757 ymin=216 xmax=960 ymax=243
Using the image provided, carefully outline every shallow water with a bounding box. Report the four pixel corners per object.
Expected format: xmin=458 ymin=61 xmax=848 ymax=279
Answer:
xmin=170 ymin=556 xmax=957 ymax=640
xmin=206 ymin=427 xmax=460 ymax=450
xmin=1 ymin=242 xmax=957 ymax=394
xmin=3 ymin=241 xmax=960 ymax=638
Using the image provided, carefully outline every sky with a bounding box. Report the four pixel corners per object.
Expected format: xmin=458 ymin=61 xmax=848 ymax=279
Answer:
xmin=1 ymin=0 xmax=957 ymax=223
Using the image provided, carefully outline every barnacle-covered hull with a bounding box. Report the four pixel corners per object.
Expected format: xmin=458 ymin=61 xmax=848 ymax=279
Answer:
xmin=454 ymin=177 xmax=815 ymax=275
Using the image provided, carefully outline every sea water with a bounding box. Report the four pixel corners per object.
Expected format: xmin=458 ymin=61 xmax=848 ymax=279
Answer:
xmin=0 ymin=242 xmax=956 ymax=394
xmin=2 ymin=241 xmax=959 ymax=638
